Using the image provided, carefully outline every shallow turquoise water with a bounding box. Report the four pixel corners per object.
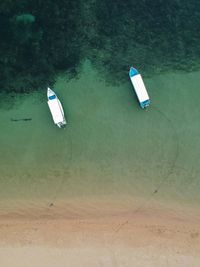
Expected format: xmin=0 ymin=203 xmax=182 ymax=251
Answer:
xmin=0 ymin=62 xmax=200 ymax=210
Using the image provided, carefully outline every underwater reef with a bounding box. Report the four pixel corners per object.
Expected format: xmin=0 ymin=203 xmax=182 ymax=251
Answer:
xmin=90 ymin=0 xmax=200 ymax=81
xmin=0 ymin=0 xmax=200 ymax=92
xmin=0 ymin=0 xmax=82 ymax=92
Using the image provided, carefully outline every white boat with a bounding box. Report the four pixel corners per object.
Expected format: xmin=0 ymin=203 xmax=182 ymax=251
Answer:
xmin=47 ymin=87 xmax=67 ymax=128
xmin=129 ymin=67 xmax=150 ymax=109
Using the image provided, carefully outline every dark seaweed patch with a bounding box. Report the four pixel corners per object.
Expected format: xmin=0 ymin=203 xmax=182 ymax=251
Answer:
xmin=1 ymin=0 xmax=200 ymax=92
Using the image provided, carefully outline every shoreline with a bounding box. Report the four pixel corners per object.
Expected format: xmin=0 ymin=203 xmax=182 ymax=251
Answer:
xmin=0 ymin=194 xmax=200 ymax=219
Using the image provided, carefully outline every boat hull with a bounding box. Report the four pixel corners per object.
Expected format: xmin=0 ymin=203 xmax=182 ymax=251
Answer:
xmin=129 ymin=67 xmax=150 ymax=109
xmin=47 ymin=87 xmax=66 ymax=127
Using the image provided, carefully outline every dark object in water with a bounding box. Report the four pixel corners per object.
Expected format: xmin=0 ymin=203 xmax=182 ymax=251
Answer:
xmin=10 ymin=118 xmax=32 ymax=122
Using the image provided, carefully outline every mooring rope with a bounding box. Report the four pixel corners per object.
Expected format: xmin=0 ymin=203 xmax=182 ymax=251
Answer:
xmin=114 ymin=104 xmax=180 ymax=234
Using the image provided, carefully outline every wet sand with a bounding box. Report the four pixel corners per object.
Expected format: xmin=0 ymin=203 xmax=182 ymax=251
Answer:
xmin=0 ymin=198 xmax=200 ymax=266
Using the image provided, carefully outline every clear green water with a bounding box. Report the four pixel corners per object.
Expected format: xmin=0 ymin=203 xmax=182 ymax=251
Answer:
xmin=0 ymin=61 xmax=200 ymax=209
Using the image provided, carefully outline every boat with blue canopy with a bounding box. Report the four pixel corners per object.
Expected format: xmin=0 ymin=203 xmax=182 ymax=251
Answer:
xmin=47 ymin=87 xmax=67 ymax=128
xmin=129 ymin=67 xmax=150 ymax=109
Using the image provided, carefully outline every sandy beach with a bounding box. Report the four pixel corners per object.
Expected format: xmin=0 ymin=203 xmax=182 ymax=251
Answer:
xmin=0 ymin=198 xmax=200 ymax=266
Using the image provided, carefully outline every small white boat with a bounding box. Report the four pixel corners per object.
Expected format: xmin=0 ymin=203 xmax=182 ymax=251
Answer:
xmin=47 ymin=87 xmax=66 ymax=128
xmin=129 ymin=67 xmax=150 ymax=109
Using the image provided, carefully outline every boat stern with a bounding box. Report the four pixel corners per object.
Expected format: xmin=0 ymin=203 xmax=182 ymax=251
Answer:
xmin=140 ymin=99 xmax=150 ymax=109
xmin=57 ymin=120 xmax=67 ymax=128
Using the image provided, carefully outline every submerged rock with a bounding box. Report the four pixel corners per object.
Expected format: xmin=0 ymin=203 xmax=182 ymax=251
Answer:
xmin=15 ymin=14 xmax=35 ymax=24
xmin=10 ymin=118 xmax=32 ymax=122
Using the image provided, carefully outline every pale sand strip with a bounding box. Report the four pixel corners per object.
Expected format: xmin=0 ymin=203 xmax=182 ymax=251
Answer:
xmin=0 ymin=197 xmax=200 ymax=266
xmin=1 ymin=246 xmax=200 ymax=267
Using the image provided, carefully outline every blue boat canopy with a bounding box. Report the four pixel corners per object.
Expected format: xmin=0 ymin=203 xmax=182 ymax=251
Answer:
xmin=129 ymin=67 xmax=139 ymax=77
xmin=49 ymin=95 xmax=56 ymax=100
